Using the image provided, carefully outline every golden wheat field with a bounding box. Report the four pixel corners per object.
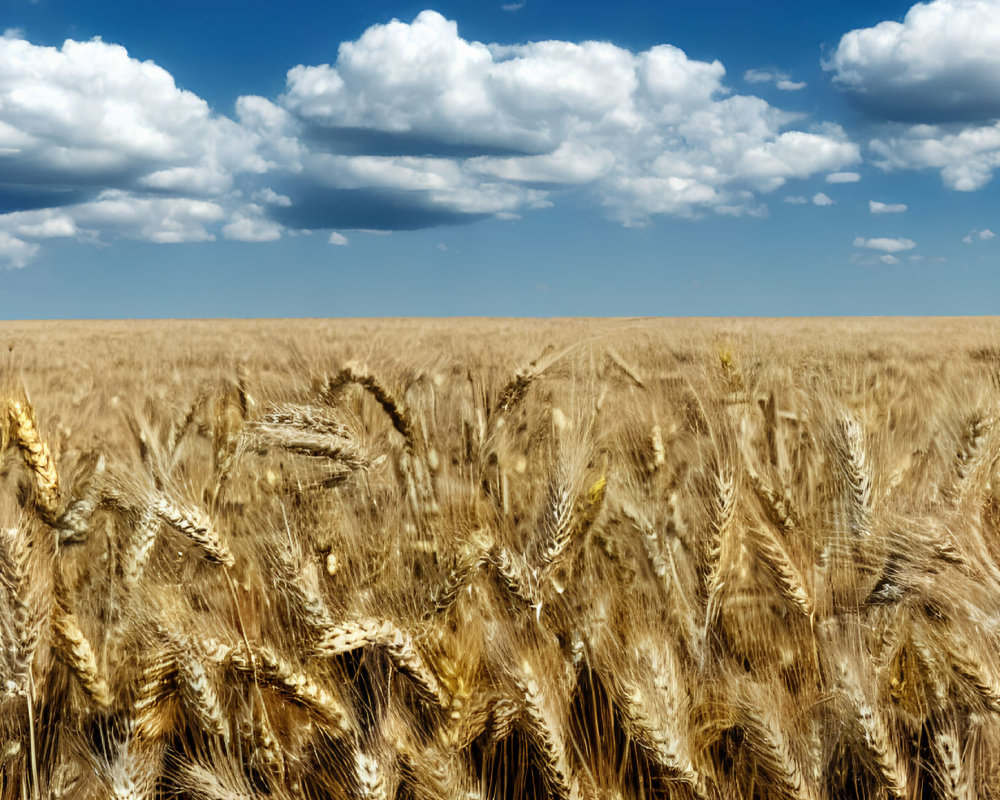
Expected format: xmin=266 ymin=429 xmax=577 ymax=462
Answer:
xmin=3 ymin=317 xmax=1000 ymax=800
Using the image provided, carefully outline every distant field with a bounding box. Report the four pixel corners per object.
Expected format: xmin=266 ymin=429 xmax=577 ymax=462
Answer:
xmin=3 ymin=317 xmax=1000 ymax=799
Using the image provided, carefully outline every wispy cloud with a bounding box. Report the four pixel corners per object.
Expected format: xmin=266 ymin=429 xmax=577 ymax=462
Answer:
xmin=501 ymin=1 xmax=526 ymax=9
xmin=870 ymin=201 xmax=907 ymax=214
xmin=853 ymin=236 xmax=916 ymax=253
xmin=963 ymin=228 xmax=995 ymax=243
xmin=826 ymin=172 xmax=860 ymax=183
xmin=744 ymin=68 xmax=806 ymax=91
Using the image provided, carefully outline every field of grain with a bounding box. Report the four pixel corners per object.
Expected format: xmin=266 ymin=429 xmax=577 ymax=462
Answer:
xmin=3 ymin=317 xmax=1000 ymax=800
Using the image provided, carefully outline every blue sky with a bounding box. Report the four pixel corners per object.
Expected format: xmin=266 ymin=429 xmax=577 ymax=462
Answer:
xmin=2 ymin=0 xmax=999 ymax=317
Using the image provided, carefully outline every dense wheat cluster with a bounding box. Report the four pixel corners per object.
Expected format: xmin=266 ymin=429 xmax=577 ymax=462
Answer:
xmin=2 ymin=318 xmax=1000 ymax=800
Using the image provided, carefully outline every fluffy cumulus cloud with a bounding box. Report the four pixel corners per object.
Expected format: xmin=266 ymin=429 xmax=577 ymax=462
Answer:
xmin=812 ymin=192 xmax=835 ymax=206
xmin=829 ymin=0 xmax=1000 ymax=191
xmin=255 ymin=10 xmax=858 ymax=230
xmin=0 ymin=32 xmax=267 ymax=265
xmin=870 ymin=122 xmax=1000 ymax=190
xmin=0 ymin=11 xmax=861 ymax=266
xmin=853 ymin=236 xmax=917 ymax=252
xmin=828 ymin=0 xmax=1000 ymax=121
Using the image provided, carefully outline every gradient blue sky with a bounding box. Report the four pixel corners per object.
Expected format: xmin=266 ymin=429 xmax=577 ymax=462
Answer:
xmin=2 ymin=0 xmax=999 ymax=317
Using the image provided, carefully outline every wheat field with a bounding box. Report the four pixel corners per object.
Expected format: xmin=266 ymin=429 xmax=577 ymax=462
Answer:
xmin=2 ymin=317 xmax=1000 ymax=800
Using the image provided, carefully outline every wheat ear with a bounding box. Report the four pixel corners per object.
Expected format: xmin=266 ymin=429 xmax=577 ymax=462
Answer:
xmin=736 ymin=684 xmax=821 ymax=800
xmin=491 ymin=370 xmax=536 ymax=419
xmin=0 ymin=523 xmax=43 ymax=697
xmin=51 ymin=588 xmax=110 ymax=710
xmin=490 ymin=546 xmax=542 ymax=611
xmin=428 ymin=536 xmax=490 ymax=619
xmin=752 ymin=525 xmax=814 ymax=618
xmin=326 ymin=367 xmax=414 ymax=449
xmin=835 ymin=415 xmax=873 ymax=539
xmin=355 ymin=749 xmax=391 ymax=800
xmin=941 ymin=633 xmax=1000 ymax=713
xmin=170 ymin=634 xmax=227 ymax=740
xmin=933 ymin=724 xmax=973 ymax=800
xmin=150 ymin=494 xmax=234 ymax=567
xmin=853 ymin=694 xmax=908 ymax=799
xmin=56 ymin=452 xmax=106 ymax=544
xmin=515 ymin=659 xmax=582 ymax=800
xmin=613 ymin=642 xmax=703 ymax=794
xmin=314 ymin=618 xmax=447 ymax=707
xmin=132 ymin=643 xmax=177 ymax=741
xmin=216 ymin=641 xmax=354 ymax=735
xmin=6 ymin=395 xmax=61 ymax=524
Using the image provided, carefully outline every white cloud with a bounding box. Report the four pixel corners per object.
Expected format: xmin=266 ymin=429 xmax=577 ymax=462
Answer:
xmin=0 ymin=209 xmax=80 ymax=238
xmin=963 ymin=228 xmax=995 ymax=242
xmin=222 ymin=206 xmax=283 ymax=242
xmin=853 ymin=236 xmax=917 ymax=252
xmin=271 ymin=10 xmax=859 ymax=225
xmin=501 ymin=1 xmax=526 ymax=9
xmin=870 ymin=200 xmax=907 ymax=213
xmin=783 ymin=195 xmax=808 ymax=204
xmin=0 ymin=36 xmax=263 ymax=188
xmin=880 ymin=254 xmax=901 ymax=264
xmin=744 ymin=68 xmax=806 ymax=91
xmin=812 ymin=192 xmax=835 ymax=206
xmin=744 ymin=69 xmax=777 ymax=84
xmin=829 ymin=2 xmax=1000 ymax=192
xmin=0 ymin=12 xmax=862 ymax=263
xmin=0 ymin=232 xmax=39 ymax=269
xmin=74 ymin=192 xmax=225 ymax=243
xmin=827 ymin=0 xmax=1000 ymax=122
xmin=0 ymin=192 xmax=223 ymax=265
xmin=253 ymin=187 xmax=293 ymax=207
xmin=826 ymin=171 xmax=860 ymax=183
xmin=328 ymin=231 xmax=348 ymax=245
xmin=0 ymin=35 xmax=267 ymax=264
xmin=870 ymin=121 xmax=1000 ymax=190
